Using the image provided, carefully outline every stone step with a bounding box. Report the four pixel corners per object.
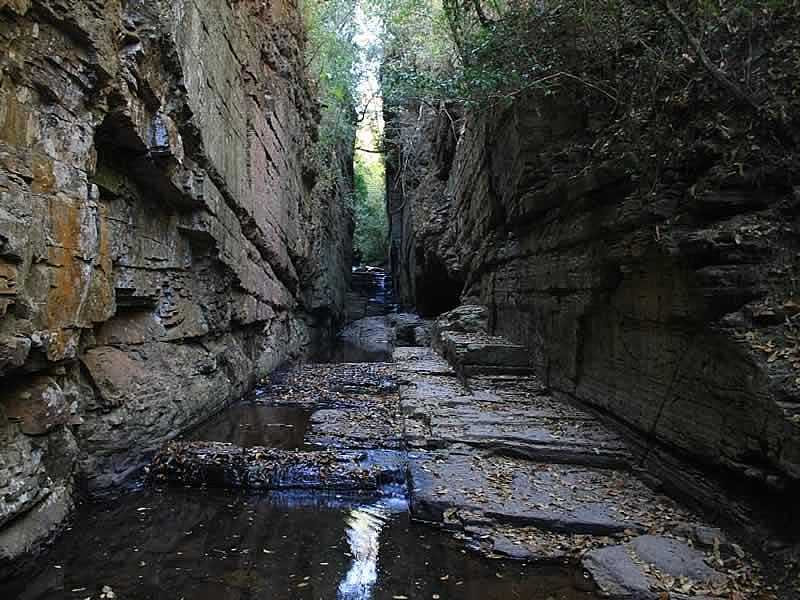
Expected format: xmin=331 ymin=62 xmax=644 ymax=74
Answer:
xmin=582 ymin=535 xmax=730 ymax=599
xmin=151 ymin=442 xmax=405 ymax=491
xmin=399 ymin=363 xmax=631 ymax=468
xmin=393 ymin=347 xmax=456 ymax=377
xmin=437 ymin=331 xmax=535 ymax=375
xmin=408 ymin=450 xmax=688 ymax=538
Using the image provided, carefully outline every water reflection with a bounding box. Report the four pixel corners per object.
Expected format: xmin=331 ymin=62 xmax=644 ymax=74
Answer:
xmin=338 ymin=508 xmax=381 ymax=599
xmin=1 ymin=487 xmax=595 ymax=600
xmin=338 ymin=498 xmax=407 ymax=600
xmin=314 ymin=340 xmax=393 ymax=364
xmin=184 ymin=404 xmax=311 ymax=448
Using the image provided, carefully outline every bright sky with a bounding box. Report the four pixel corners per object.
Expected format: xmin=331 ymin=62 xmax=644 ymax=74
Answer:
xmin=354 ymin=3 xmax=384 ymax=162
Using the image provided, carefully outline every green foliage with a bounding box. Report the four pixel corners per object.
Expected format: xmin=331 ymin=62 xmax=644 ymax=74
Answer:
xmin=304 ymin=0 xmax=392 ymax=266
xmin=370 ymin=0 xmax=460 ymax=106
xmin=352 ymin=155 xmax=389 ymax=265
xmin=304 ymin=0 xmax=361 ymax=193
xmin=371 ymin=0 xmax=799 ymax=111
xmin=375 ymin=0 xmax=593 ymax=108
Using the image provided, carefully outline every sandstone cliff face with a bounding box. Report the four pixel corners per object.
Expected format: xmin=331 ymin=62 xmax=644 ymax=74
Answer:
xmin=0 ymin=0 xmax=352 ymax=571
xmin=387 ymin=91 xmax=800 ymax=523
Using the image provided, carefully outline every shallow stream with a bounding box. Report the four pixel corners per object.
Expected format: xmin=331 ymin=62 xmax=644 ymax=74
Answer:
xmin=1 ymin=272 xmax=597 ymax=600
xmin=5 ymin=484 xmax=592 ymax=600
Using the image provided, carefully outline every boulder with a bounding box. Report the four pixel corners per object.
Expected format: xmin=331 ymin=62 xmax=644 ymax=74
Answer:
xmin=583 ymin=536 xmax=728 ymax=599
xmin=432 ymin=305 xmax=489 ymax=349
xmin=437 ymin=331 xmax=533 ymax=376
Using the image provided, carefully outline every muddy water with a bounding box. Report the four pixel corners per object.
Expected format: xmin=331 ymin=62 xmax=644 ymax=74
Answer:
xmin=4 ymin=486 xmax=594 ymax=600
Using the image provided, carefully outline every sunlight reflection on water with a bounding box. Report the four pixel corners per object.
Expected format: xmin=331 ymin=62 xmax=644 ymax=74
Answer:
xmin=337 ymin=497 xmax=408 ymax=600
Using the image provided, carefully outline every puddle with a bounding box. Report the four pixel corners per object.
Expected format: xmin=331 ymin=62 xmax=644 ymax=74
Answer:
xmin=2 ymin=487 xmax=596 ymax=600
xmin=184 ymin=403 xmax=311 ymax=449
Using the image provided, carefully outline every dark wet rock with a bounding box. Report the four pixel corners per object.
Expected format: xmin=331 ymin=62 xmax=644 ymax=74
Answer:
xmin=461 ymin=521 xmax=588 ymax=564
xmin=432 ymin=305 xmax=489 ymax=351
xmin=308 ymin=404 xmax=404 ymax=450
xmin=583 ymin=545 xmax=653 ymax=599
xmin=394 ymin=347 xmax=456 ymax=377
xmin=392 ymin=343 xmax=774 ymax=596
xmin=630 ymin=536 xmax=725 ymax=584
xmin=672 ymin=523 xmax=728 ymax=550
xmin=0 ymin=486 xmax=73 ymax=577
xmin=438 ymin=331 xmax=534 ymax=376
xmin=332 ymin=317 xmax=395 ymax=362
xmin=389 ymin=313 xmax=433 ymax=347
xmin=398 ymin=348 xmax=629 ymax=466
xmin=582 ymin=536 xmax=728 ymax=599
xmin=151 ymin=442 xmax=405 ymax=492
xmin=413 ymin=452 xmax=584 ymax=532
xmin=487 ymin=531 xmax=546 ymax=561
xmin=407 ymin=449 xmax=694 ymax=541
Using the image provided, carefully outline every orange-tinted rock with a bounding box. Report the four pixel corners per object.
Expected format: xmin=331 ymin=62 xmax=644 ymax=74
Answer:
xmin=0 ymin=0 xmax=352 ymax=572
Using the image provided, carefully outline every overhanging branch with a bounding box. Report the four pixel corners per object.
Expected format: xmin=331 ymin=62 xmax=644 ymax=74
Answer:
xmin=658 ymin=0 xmax=761 ymax=112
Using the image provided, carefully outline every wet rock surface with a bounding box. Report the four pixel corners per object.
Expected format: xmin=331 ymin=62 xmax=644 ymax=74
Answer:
xmin=583 ymin=535 xmax=731 ymax=600
xmin=334 ymin=317 xmax=396 ymax=363
xmin=397 ymin=350 xmax=629 ymax=467
xmin=3 ymin=310 xmax=793 ymax=597
xmin=398 ymin=336 xmax=785 ymax=598
xmin=1 ymin=315 xmax=609 ymax=598
xmin=135 ymin=315 xmax=784 ymax=598
xmin=152 ymin=442 xmax=404 ymax=492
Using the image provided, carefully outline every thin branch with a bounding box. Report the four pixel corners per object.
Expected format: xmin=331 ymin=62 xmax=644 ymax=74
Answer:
xmin=476 ymin=70 xmax=618 ymax=115
xmin=471 ymin=0 xmax=492 ymax=27
xmin=658 ymin=0 xmax=761 ymax=112
xmin=355 ymin=91 xmax=380 ymax=124
xmin=556 ymin=71 xmax=618 ymax=103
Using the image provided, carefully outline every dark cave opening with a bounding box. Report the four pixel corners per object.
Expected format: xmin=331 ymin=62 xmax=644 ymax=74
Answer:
xmin=415 ymin=254 xmax=463 ymax=317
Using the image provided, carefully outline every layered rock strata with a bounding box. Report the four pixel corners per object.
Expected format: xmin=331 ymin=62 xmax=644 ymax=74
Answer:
xmin=385 ymin=90 xmax=800 ymax=528
xmin=0 ymin=0 xmax=352 ymax=572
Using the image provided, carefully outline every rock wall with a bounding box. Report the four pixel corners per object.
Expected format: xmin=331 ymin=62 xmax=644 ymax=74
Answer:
xmin=0 ymin=0 xmax=352 ymax=572
xmin=387 ymin=84 xmax=800 ymax=523
xmin=385 ymin=102 xmax=462 ymax=316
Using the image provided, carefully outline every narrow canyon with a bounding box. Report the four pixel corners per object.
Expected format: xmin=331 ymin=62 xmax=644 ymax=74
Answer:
xmin=0 ymin=1 xmax=798 ymax=599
